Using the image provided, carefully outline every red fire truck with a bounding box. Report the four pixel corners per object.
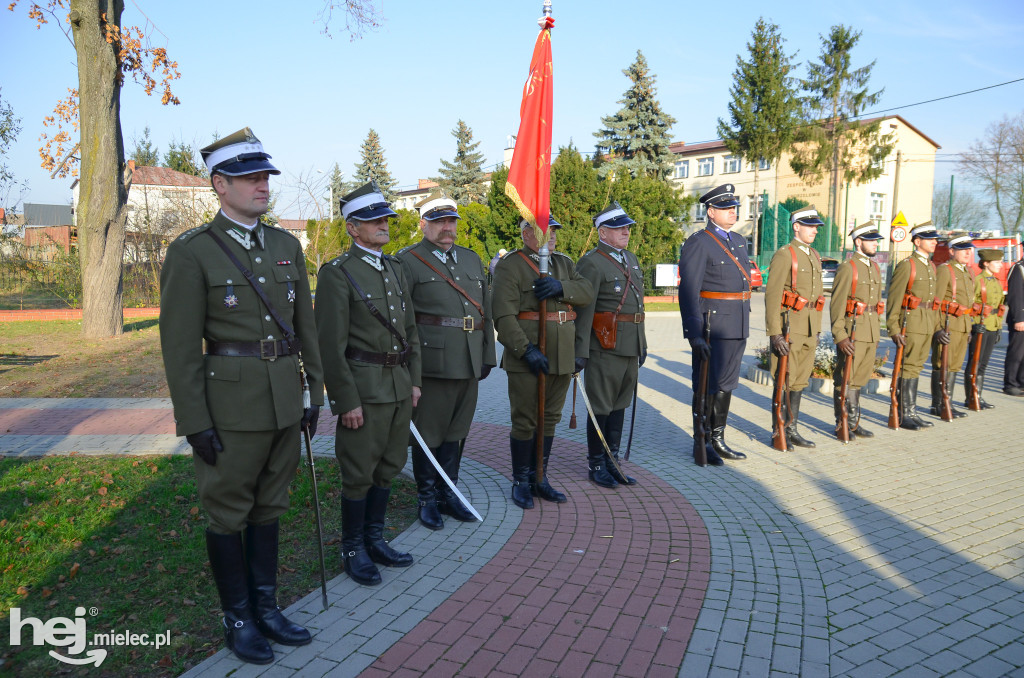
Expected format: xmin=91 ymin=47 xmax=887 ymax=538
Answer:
xmin=932 ymin=231 xmax=1022 ymax=292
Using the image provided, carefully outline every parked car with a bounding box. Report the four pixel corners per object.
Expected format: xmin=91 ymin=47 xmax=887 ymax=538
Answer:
xmin=821 ymin=258 xmax=839 ymax=292
xmin=750 ymin=263 xmax=763 ymax=291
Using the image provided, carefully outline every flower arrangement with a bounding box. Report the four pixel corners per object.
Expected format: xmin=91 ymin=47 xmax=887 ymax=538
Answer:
xmin=754 ymin=332 xmax=890 ymax=379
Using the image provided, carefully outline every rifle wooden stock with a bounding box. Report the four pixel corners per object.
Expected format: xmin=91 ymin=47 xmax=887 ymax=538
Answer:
xmin=939 ymin=314 xmax=953 ymax=422
xmin=836 ymin=318 xmax=856 ymax=443
xmin=965 ymin=328 xmax=983 ymax=411
xmin=771 ymin=312 xmax=790 ymax=451
xmin=888 ymin=307 xmax=909 ymax=430
xmin=693 ymin=310 xmax=710 ymax=466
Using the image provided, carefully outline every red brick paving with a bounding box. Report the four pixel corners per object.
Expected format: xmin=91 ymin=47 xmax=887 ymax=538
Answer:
xmin=363 ymin=422 xmax=710 ymax=676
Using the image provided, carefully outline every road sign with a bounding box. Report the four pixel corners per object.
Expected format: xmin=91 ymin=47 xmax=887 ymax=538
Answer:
xmin=892 ymin=227 xmax=907 ymax=243
xmin=891 ymin=212 xmax=908 ymax=228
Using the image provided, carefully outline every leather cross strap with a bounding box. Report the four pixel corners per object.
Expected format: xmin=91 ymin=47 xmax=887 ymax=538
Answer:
xmin=517 ymin=249 xmax=541 ymax=275
xmin=205 ymin=229 xmax=298 ymax=346
xmin=789 ymin=244 xmax=822 ymax=290
xmin=597 ymin=249 xmax=644 ymax=309
xmin=338 ymin=262 xmax=411 ymax=355
xmin=705 ymin=230 xmax=750 ymax=283
xmin=409 ymin=250 xmax=485 ymax=318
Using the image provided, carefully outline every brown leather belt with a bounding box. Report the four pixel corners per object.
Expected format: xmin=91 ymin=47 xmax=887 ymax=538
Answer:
xmin=416 ymin=312 xmax=478 ymax=331
xmin=517 ymin=310 xmax=577 ymax=323
xmin=700 ymin=291 xmax=751 ymax=300
xmin=206 ymin=338 xmax=301 ymax=361
xmin=594 ymin=311 xmax=645 ymax=324
xmin=345 ymin=346 xmax=410 ymax=367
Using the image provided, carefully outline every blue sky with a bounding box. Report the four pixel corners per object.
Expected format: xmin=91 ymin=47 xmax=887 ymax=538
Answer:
xmin=2 ymin=0 xmax=1023 ymax=217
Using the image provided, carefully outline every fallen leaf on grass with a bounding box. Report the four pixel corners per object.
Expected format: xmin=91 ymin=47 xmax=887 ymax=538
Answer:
xmin=42 ymin=587 xmax=53 ymax=598
xmin=69 ymin=562 xmax=80 ymax=579
xmin=98 ymin=487 xmax=108 ymax=496
xmin=54 ymin=477 xmax=66 ymax=486
xmin=182 ymin=598 xmax=196 ymax=607
xmin=158 ymin=656 xmax=172 ymax=667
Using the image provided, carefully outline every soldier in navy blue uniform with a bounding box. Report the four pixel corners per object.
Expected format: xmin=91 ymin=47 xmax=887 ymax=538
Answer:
xmin=678 ymin=184 xmax=753 ymax=466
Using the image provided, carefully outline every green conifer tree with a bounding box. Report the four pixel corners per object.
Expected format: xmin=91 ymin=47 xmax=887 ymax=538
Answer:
xmin=432 ymin=120 xmax=487 ymax=205
xmin=353 ymin=128 xmax=399 ymax=203
xmin=593 ymin=50 xmax=677 ymax=180
xmin=163 ymin=138 xmax=207 ymax=177
xmin=789 ymin=25 xmax=895 ymax=225
xmin=717 ymin=18 xmax=800 ymax=230
xmin=129 ymin=126 xmax=160 ymax=167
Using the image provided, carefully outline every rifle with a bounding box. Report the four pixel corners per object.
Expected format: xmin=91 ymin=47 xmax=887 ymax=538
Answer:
xmin=939 ymin=312 xmax=954 ymax=422
xmin=965 ymin=321 xmax=984 ymax=411
xmin=888 ymin=305 xmax=909 ymax=430
xmin=692 ymin=310 xmax=711 ymax=466
xmin=771 ymin=311 xmax=790 ymax=451
xmin=836 ymin=315 xmax=857 ymax=443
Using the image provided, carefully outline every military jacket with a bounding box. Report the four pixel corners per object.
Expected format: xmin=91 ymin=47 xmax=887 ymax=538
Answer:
xmin=315 ymin=247 xmax=422 ymax=415
xmin=886 ymin=252 xmax=940 ymax=337
xmin=574 ymin=240 xmax=647 ymax=359
xmin=492 ymin=246 xmax=595 ymax=375
xmin=935 ymin=262 xmax=975 ymax=334
xmin=1007 ymin=261 xmax=1024 ymax=326
xmin=974 ymin=271 xmax=1006 ymax=332
xmin=396 ymin=239 xmax=496 ymax=380
xmin=677 ymin=225 xmax=752 ymax=340
xmin=160 ymin=212 xmax=324 ymax=436
xmin=765 ymin=241 xmax=824 ymax=338
xmin=830 ymin=253 xmax=882 ymax=344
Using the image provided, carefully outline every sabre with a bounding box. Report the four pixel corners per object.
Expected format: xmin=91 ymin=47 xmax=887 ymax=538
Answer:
xmin=301 ymin=425 xmax=328 ymax=611
xmin=409 ymin=422 xmax=483 ymax=522
xmin=572 ymin=373 xmax=628 ymax=480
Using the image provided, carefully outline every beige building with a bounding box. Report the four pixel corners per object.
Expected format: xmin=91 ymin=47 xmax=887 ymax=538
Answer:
xmin=669 ymin=115 xmax=940 ymax=256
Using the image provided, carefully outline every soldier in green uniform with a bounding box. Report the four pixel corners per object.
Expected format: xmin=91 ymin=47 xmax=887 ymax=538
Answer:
xmin=492 ymin=217 xmax=595 ymax=509
xmin=160 ymin=128 xmax=322 ymax=664
xmin=396 ymin=191 xmax=495 ymax=529
xmin=765 ymin=207 xmax=826 ymax=449
xmin=886 ymin=222 xmax=946 ymax=430
xmin=315 ymin=182 xmax=422 ymax=586
xmin=929 ymin=233 xmax=975 ymax=418
xmin=574 ymin=202 xmax=644 ymax=488
xmin=966 ymin=249 xmax=1006 ymax=408
xmin=830 ymin=224 xmax=885 ymax=439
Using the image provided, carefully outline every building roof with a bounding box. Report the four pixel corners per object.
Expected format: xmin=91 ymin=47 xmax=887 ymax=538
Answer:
xmin=277 ymin=219 xmax=307 ymax=232
xmin=131 ymin=165 xmax=211 ymax=189
xmin=23 ymin=203 xmax=73 ymax=226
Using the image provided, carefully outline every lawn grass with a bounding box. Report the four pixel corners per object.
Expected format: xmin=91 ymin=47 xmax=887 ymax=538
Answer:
xmin=0 ymin=454 xmax=419 ymax=676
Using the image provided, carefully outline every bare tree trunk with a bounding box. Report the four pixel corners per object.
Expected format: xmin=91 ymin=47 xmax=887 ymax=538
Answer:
xmin=71 ymin=0 xmax=127 ymax=337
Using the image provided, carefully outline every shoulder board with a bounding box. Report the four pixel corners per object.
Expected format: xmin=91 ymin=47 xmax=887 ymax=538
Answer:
xmin=396 ymin=244 xmax=416 ymax=256
xmin=552 ymin=251 xmax=573 ymax=261
xmin=263 ymin=223 xmax=302 ymax=244
xmin=327 ymin=253 xmax=352 ymax=268
xmin=175 ymin=223 xmax=211 ymax=242
xmin=383 ymin=254 xmax=397 ymax=262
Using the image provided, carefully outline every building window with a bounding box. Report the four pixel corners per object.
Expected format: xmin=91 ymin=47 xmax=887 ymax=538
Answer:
xmin=870 ymin=192 xmax=885 ymax=220
xmin=674 ymin=160 xmax=689 ymax=179
xmin=696 ymin=203 xmax=707 ymax=221
xmin=746 ymin=194 xmax=765 ymax=221
xmin=722 ymin=155 xmax=740 ymax=174
xmin=747 ymin=158 xmax=770 ymax=171
xmin=697 ymin=157 xmax=714 ymax=177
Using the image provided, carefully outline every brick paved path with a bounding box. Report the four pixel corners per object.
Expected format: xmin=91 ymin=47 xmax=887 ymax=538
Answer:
xmin=3 ymin=303 xmax=1024 ymax=677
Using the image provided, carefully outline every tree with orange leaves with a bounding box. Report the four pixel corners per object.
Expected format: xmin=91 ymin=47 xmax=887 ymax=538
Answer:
xmin=10 ymin=0 xmax=182 ymax=337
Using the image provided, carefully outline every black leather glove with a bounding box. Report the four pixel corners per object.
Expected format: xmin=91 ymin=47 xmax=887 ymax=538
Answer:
xmin=574 ymin=357 xmax=588 ymax=374
xmin=479 ymin=364 xmax=493 ymax=381
xmin=996 ymin=331 xmax=1001 ymax=344
xmin=934 ymin=329 xmax=951 ymax=345
xmin=971 ymin=323 xmax=984 ymax=336
xmin=533 ymin=276 xmax=563 ymax=300
xmin=837 ymin=338 xmax=856 ymax=356
xmin=892 ymin=333 xmax=906 ymax=347
xmin=522 ymin=343 xmax=550 ymax=375
xmin=302 ymin=404 xmax=320 ymax=439
xmin=690 ymin=337 xmax=710 ymax=360
xmin=186 ymin=428 xmax=223 ymax=466
xmin=639 ymin=352 xmax=647 ymax=367
xmin=770 ymin=334 xmax=790 ymax=357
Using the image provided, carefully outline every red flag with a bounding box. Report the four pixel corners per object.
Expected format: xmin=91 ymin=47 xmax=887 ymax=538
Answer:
xmin=505 ymin=16 xmax=555 ymax=242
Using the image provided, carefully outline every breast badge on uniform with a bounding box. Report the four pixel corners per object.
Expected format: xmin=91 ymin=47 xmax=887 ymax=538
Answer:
xmin=224 ymin=292 xmax=239 ymax=308
xmin=614 ymin=283 xmax=622 ymax=293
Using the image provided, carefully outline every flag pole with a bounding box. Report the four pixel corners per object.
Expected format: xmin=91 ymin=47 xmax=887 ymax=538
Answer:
xmin=534 ymin=0 xmax=553 ymax=484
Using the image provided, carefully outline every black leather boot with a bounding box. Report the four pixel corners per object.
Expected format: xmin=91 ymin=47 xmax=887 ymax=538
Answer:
xmin=946 ymin=373 xmax=967 ymax=418
xmin=907 ymin=377 xmax=933 ymax=428
xmin=898 ymin=378 xmax=922 ymax=430
xmin=849 ymin=388 xmax=873 ymax=438
xmin=930 ymin=372 xmax=966 ymax=418
xmin=245 ymin=522 xmax=312 ymax=646
xmin=205 ymin=530 xmax=273 ymax=664
xmin=784 ymin=390 xmax=816 ymax=448
xmin=603 ymin=409 xmax=637 ymax=484
xmin=586 ymin=415 xmax=618 ymax=488
xmin=341 ymin=497 xmax=381 ymax=586
xmin=510 ymin=435 xmax=534 ymax=509
xmin=710 ymin=391 xmax=747 ymax=459
xmin=411 ymin=445 xmax=443 ymax=530
xmin=693 ymin=395 xmax=724 ymax=465
xmin=531 ymin=436 xmax=567 ymax=503
xmin=436 ymin=440 xmax=476 ymax=522
xmin=977 ymin=368 xmax=995 ymax=409
xmin=364 ymin=485 xmax=413 ymax=567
